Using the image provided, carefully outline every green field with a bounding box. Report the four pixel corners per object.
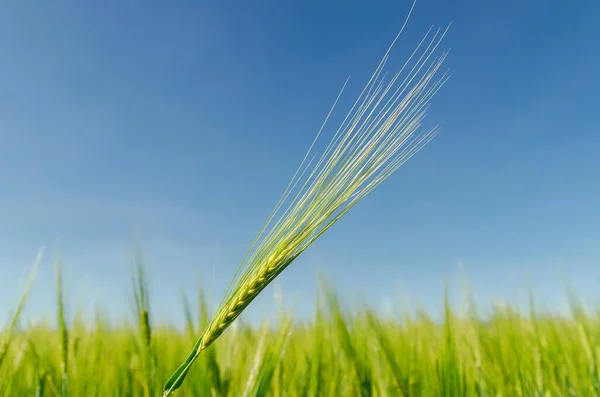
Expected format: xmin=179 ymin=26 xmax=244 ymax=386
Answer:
xmin=1 ymin=260 xmax=599 ymax=397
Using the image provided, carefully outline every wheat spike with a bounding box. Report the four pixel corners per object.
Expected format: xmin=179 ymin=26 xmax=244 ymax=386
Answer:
xmin=163 ymin=8 xmax=450 ymax=395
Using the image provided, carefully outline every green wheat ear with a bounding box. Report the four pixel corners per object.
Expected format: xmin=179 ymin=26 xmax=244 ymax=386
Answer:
xmin=163 ymin=12 xmax=451 ymax=396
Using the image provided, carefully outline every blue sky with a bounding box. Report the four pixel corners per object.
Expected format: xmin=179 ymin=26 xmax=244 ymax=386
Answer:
xmin=1 ymin=0 xmax=599 ymax=326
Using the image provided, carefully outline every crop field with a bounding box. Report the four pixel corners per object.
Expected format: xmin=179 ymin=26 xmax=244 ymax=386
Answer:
xmin=1 ymin=1 xmax=597 ymax=395
xmin=1 ymin=260 xmax=599 ymax=397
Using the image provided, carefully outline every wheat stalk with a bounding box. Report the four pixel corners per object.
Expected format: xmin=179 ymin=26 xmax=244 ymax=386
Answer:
xmin=164 ymin=6 xmax=450 ymax=395
xmin=55 ymin=250 xmax=69 ymax=397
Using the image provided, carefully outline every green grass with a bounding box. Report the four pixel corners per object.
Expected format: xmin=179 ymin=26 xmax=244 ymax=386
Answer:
xmin=1 ymin=259 xmax=599 ymax=396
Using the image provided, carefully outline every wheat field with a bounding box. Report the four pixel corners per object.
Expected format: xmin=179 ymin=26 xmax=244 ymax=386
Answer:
xmin=1 ymin=257 xmax=599 ymax=397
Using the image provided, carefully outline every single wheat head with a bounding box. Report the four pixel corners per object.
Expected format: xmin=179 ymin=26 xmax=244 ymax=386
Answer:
xmin=163 ymin=8 xmax=450 ymax=395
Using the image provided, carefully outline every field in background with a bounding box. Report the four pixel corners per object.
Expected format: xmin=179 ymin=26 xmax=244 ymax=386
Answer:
xmin=1 ymin=259 xmax=599 ymax=396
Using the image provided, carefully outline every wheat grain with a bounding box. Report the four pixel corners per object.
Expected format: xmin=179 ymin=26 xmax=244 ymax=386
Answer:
xmin=164 ymin=8 xmax=450 ymax=395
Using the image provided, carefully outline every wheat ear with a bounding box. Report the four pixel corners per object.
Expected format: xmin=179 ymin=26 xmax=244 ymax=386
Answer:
xmin=163 ymin=12 xmax=450 ymax=396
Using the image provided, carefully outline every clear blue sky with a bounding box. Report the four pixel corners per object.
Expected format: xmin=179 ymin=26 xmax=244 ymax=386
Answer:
xmin=1 ymin=0 xmax=599 ymax=326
